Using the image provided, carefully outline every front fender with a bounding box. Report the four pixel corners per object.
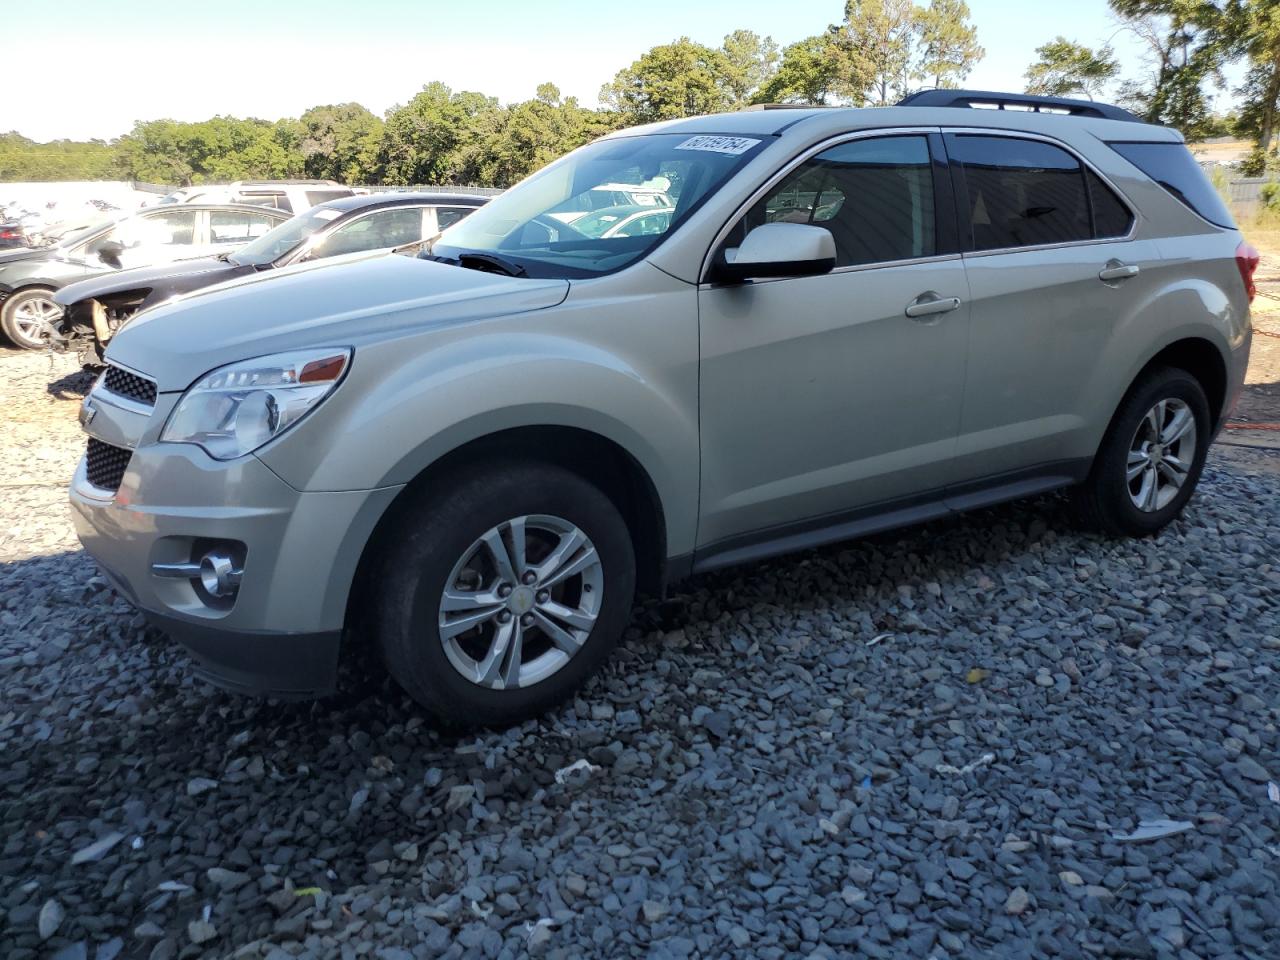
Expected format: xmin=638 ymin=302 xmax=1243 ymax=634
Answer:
xmin=256 ymin=268 xmax=700 ymax=555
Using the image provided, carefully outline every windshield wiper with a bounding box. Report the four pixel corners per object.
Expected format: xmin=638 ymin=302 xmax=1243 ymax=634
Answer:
xmin=458 ymin=252 xmax=526 ymax=277
xmin=420 ymin=250 xmax=527 ymax=278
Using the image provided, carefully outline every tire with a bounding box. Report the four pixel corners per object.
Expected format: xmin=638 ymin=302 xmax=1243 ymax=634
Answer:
xmin=375 ymin=461 xmax=636 ymax=728
xmin=1 ymin=287 xmax=62 ymax=350
xmin=1072 ymin=366 xmax=1211 ymax=537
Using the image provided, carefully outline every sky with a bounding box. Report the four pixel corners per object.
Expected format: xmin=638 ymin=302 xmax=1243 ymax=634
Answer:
xmin=3 ymin=0 xmax=1246 ymax=143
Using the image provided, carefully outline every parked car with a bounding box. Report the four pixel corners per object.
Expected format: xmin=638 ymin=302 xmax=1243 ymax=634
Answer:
xmin=0 ymin=221 xmax=30 ymax=250
xmin=158 ymin=180 xmax=355 ymax=214
xmin=71 ymin=91 xmax=1255 ymax=727
xmin=51 ymin=193 xmax=489 ymax=363
xmin=569 ymin=203 xmax=674 ymax=239
xmin=0 ymin=204 xmax=288 ymax=349
xmin=545 ymin=182 xmax=672 ymax=223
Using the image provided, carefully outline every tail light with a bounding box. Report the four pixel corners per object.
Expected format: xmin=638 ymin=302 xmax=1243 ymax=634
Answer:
xmin=1236 ymin=241 xmax=1260 ymax=302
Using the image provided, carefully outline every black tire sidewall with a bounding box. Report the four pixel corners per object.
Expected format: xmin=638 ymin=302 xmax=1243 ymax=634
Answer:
xmin=1092 ymin=368 xmax=1211 ymax=535
xmin=377 ymin=462 xmax=635 ymax=726
xmin=2 ymin=288 xmax=58 ymax=350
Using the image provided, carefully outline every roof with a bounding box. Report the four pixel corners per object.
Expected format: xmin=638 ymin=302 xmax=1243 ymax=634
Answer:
xmin=605 ymin=100 xmax=1177 ymax=145
xmin=313 ymin=192 xmax=491 ymax=213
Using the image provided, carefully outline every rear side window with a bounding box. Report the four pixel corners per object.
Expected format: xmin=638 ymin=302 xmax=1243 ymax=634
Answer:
xmin=1086 ymin=169 xmax=1134 ymax=238
xmin=1107 ymin=141 xmax=1235 ymax=228
xmin=949 ymin=135 xmax=1093 ymax=250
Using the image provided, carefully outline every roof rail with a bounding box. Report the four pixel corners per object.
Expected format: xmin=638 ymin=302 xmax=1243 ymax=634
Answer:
xmin=897 ymin=89 xmax=1142 ymax=123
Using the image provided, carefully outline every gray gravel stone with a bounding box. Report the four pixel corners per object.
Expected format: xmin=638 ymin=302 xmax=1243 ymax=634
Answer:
xmin=0 ymin=349 xmax=1277 ymax=959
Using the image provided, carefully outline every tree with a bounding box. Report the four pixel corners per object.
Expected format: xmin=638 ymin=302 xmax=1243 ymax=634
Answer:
xmin=756 ymin=31 xmax=870 ymax=105
xmin=297 ymin=103 xmax=383 ymax=183
xmin=1024 ymin=37 xmax=1121 ymax=98
xmin=483 ymin=86 xmax=623 ymax=187
xmin=720 ymin=30 xmax=780 ymax=107
xmin=915 ymin=0 xmax=984 ymax=88
xmin=1110 ymin=0 xmax=1231 ymax=138
xmin=1227 ymin=0 xmax=1280 ymax=170
xmin=600 ymin=38 xmax=737 ymax=122
xmin=842 ymin=0 xmax=920 ymax=106
xmin=0 ymin=132 xmax=117 ymax=181
xmin=377 ymin=82 xmax=505 ymax=185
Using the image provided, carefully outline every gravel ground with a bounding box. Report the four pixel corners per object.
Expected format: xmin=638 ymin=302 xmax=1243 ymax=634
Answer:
xmin=2 ymin=347 xmax=1279 ymax=960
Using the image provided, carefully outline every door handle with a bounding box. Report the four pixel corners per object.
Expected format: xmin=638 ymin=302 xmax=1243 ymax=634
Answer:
xmin=1098 ymin=260 xmax=1140 ymax=282
xmin=904 ymin=293 xmax=962 ymax=320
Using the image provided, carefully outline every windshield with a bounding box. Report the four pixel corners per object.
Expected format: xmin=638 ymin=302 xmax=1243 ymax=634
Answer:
xmin=430 ymin=132 xmax=768 ymax=279
xmin=230 ymin=207 xmax=342 ymax=266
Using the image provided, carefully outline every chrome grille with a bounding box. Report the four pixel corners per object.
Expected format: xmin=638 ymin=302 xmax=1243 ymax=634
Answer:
xmin=85 ymin=437 xmax=131 ymax=492
xmin=103 ymin=365 xmax=157 ymax=406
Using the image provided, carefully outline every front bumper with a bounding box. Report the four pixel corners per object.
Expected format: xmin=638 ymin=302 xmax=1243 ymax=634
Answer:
xmin=70 ymin=439 xmax=402 ymax=697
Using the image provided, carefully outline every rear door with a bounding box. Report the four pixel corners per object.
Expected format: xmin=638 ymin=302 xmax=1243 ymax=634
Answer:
xmin=697 ymin=131 xmax=972 ymax=552
xmin=113 ymin=209 xmax=202 ymax=269
xmin=941 ymin=131 xmax=1158 ymax=494
xmin=204 ymin=208 xmax=282 ymax=257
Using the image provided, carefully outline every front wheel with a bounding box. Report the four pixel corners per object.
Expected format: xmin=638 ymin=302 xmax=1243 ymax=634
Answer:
xmin=2 ymin=287 xmax=62 ymax=350
xmin=1072 ymin=366 xmax=1211 ymax=536
xmin=375 ymin=461 xmax=636 ymax=727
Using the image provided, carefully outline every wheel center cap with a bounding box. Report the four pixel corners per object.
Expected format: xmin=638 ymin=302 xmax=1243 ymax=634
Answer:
xmin=508 ymin=587 xmax=535 ymax=615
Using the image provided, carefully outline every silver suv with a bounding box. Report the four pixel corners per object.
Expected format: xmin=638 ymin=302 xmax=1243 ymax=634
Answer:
xmin=70 ymin=91 xmax=1257 ymax=726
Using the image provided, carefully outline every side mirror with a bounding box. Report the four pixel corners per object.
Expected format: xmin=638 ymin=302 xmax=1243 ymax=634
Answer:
xmin=711 ymin=222 xmax=836 ymax=284
xmin=97 ymin=239 xmax=125 ymax=267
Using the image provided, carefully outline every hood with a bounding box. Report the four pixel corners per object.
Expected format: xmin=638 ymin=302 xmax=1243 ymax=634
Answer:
xmin=54 ymin=256 xmax=235 ymax=308
xmin=107 ymin=252 xmax=570 ymax=391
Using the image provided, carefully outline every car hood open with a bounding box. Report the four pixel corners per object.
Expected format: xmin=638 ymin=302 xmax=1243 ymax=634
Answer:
xmin=106 ymin=252 xmax=570 ymax=391
xmin=54 ymin=256 xmax=236 ymax=308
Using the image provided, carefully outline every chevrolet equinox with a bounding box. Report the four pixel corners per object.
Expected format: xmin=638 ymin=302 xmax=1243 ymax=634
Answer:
xmin=70 ymin=91 xmax=1257 ymax=726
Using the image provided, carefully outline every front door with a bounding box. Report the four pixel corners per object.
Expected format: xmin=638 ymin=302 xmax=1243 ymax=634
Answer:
xmin=697 ymin=132 xmax=971 ymax=554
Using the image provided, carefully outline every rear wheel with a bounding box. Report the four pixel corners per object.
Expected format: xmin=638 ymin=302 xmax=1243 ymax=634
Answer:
xmin=1072 ymin=366 xmax=1211 ymax=536
xmin=375 ymin=461 xmax=635 ymax=727
xmin=2 ymin=287 xmax=62 ymax=350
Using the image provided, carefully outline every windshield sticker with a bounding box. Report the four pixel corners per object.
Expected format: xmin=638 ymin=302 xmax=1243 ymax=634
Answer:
xmin=311 ymin=209 xmax=343 ymax=221
xmin=674 ymin=135 xmax=761 ymax=156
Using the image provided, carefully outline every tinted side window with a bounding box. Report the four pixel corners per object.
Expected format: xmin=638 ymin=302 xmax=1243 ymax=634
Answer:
xmin=435 ymin=206 xmax=477 ymax=231
xmin=1107 ymin=141 xmax=1235 ymax=228
xmin=312 ymin=208 xmax=424 ymax=258
xmin=1086 ymin=169 xmax=1134 ymax=238
xmin=209 ymin=210 xmax=279 ymax=245
xmin=741 ymin=135 xmax=936 ymax=267
xmin=950 ymin=135 xmax=1091 ymax=251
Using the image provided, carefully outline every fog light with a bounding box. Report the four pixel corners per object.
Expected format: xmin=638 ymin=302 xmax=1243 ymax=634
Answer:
xmin=152 ymin=546 xmax=243 ymax=601
xmin=199 ymin=552 xmax=242 ymax=598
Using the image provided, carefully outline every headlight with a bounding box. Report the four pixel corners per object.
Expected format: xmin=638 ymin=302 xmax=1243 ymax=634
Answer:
xmin=161 ymin=348 xmax=350 ymax=460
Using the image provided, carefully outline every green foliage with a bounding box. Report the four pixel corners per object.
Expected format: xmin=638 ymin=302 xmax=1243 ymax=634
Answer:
xmin=377 ymin=83 xmax=505 ymax=185
xmin=600 ymin=38 xmax=738 ymax=122
xmin=1108 ymin=0 xmax=1235 ymax=138
xmin=720 ymin=30 xmax=780 ymax=107
xmin=915 ymin=0 xmax=984 ymax=89
xmin=842 ymin=0 xmax=921 ymax=105
xmin=114 ymin=116 xmax=302 ymax=185
xmin=1024 ymin=37 xmax=1121 ymax=98
xmin=0 ymin=131 xmax=116 ymax=181
xmin=297 ymin=103 xmax=383 ymax=183
xmin=1260 ymin=179 xmax=1280 ymax=210
xmin=756 ymin=30 xmax=868 ymax=105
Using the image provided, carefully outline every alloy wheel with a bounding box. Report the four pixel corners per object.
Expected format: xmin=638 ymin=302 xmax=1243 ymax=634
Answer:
xmin=1126 ymin=397 xmax=1197 ymax=513
xmin=9 ymin=293 xmax=62 ymax=348
xmin=437 ymin=514 xmax=603 ymax=689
